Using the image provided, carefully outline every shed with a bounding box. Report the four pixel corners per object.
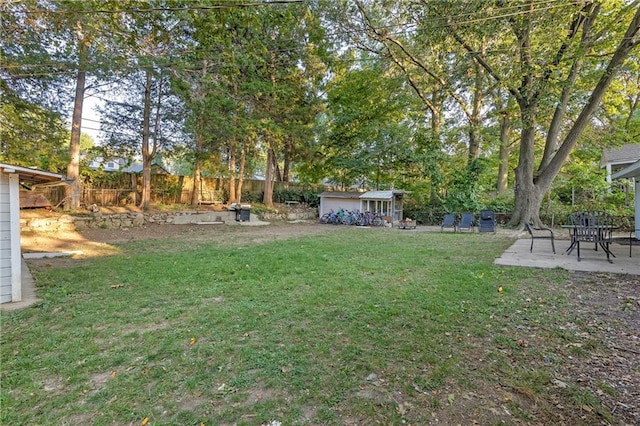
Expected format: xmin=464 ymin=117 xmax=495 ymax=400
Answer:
xmin=319 ymin=190 xmax=407 ymax=223
xmin=612 ymin=159 xmax=640 ymax=240
xmin=319 ymin=191 xmax=362 ymax=217
xmin=1 ymin=163 xmax=63 ymax=304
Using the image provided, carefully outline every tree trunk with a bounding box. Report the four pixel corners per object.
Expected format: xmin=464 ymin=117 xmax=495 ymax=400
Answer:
xmin=497 ymin=111 xmax=511 ymax=194
xmin=237 ymin=145 xmax=246 ymax=203
xmin=510 ymin=110 xmax=542 ymax=226
xmin=228 ymin=143 xmax=237 ymax=204
xmin=191 ymin=126 xmax=204 ymax=206
xmin=467 ymin=61 xmax=484 ymax=163
xmin=65 ymin=35 xmax=87 ymax=210
xmin=263 ymin=147 xmax=274 ymax=206
xmin=282 ymin=137 xmax=292 ymax=182
xmin=191 ymin=159 xmax=202 ymax=206
xmin=130 ymin=173 xmax=139 ymax=205
xmin=139 ymin=70 xmax=153 ymax=210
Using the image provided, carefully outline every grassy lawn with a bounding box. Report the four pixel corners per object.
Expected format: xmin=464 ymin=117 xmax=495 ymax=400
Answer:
xmin=2 ymin=227 xmax=603 ymax=425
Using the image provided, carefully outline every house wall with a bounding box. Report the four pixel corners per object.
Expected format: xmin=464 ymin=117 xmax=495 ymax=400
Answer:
xmin=0 ymin=173 xmax=13 ymax=303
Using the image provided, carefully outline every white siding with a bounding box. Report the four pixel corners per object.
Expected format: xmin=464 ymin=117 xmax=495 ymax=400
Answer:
xmin=319 ymin=197 xmax=361 ymax=217
xmin=0 ymin=173 xmax=11 ymax=303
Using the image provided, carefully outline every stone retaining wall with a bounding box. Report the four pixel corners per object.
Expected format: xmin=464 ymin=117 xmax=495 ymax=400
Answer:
xmin=20 ymin=210 xmax=318 ymax=233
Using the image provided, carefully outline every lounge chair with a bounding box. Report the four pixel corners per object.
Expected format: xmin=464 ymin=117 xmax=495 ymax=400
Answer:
xmin=441 ymin=214 xmax=457 ymax=232
xmin=478 ymin=210 xmax=496 ymax=233
xmin=458 ymin=213 xmax=474 ymax=232
xmin=525 ymin=223 xmax=555 ymax=254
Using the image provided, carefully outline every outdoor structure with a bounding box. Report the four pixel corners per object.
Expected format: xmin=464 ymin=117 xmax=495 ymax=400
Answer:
xmin=612 ymin=159 xmax=640 ymax=240
xmin=0 ymin=163 xmax=63 ymax=304
xmin=600 ymin=143 xmax=640 ymax=184
xmin=318 ymin=190 xmax=407 ymax=223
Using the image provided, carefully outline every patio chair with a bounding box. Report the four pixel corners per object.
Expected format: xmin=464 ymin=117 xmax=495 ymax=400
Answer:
xmin=525 ymin=223 xmax=555 ymax=254
xmin=478 ymin=210 xmax=496 ymax=233
xmin=441 ymin=213 xmax=457 ymax=232
xmin=458 ymin=213 xmax=474 ymax=232
xmin=572 ymin=211 xmax=615 ymax=262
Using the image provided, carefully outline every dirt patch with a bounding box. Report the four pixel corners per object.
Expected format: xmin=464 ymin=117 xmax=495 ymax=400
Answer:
xmin=559 ymin=272 xmax=640 ymax=423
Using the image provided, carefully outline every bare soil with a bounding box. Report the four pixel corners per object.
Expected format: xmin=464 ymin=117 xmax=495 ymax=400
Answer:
xmin=18 ymin=209 xmax=640 ymax=425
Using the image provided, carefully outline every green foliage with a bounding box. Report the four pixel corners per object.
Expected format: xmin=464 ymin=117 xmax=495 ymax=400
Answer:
xmin=0 ymin=83 xmax=69 ymax=172
xmin=442 ymin=160 xmax=486 ymax=213
xmin=483 ymin=193 xmax=515 ymax=213
xmin=273 ymin=189 xmax=320 ymax=207
xmin=240 ymin=191 xmax=265 ymax=203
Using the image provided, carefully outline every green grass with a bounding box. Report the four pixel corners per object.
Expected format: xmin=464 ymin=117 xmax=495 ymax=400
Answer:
xmin=1 ymin=227 xmax=602 ymax=424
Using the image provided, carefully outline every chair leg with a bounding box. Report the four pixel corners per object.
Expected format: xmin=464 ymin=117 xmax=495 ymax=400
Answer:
xmin=530 ymin=239 xmax=534 ymax=253
xmin=551 ymin=237 xmax=556 ymax=254
xmin=577 ymin=241 xmax=581 ymax=261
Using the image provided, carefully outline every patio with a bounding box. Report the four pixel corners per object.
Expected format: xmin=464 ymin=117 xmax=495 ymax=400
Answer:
xmin=495 ymin=236 xmax=640 ymax=275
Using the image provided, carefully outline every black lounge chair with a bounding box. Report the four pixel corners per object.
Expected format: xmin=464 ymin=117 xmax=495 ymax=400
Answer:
xmin=478 ymin=210 xmax=496 ymax=233
xmin=525 ymin=223 xmax=555 ymax=254
xmin=441 ymin=214 xmax=457 ymax=232
xmin=458 ymin=213 xmax=474 ymax=232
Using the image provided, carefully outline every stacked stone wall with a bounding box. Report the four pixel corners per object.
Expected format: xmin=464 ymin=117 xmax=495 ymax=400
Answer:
xmin=20 ymin=210 xmax=318 ymax=233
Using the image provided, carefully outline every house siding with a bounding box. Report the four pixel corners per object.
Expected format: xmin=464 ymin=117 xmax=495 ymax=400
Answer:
xmin=0 ymin=174 xmax=12 ymax=303
xmin=319 ymin=197 xmax=361 ymax=217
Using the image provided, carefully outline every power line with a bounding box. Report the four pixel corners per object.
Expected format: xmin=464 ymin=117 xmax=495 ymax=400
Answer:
xmin=4 ymin=0 xmax=306 ymax=15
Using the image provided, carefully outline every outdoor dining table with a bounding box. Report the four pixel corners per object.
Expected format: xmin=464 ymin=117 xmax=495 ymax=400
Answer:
xmin=561 ymin=223 xmax=619 ymax=261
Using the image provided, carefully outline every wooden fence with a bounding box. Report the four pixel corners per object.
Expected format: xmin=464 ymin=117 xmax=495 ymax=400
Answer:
xmin=35 ymin=173 xmax=321 ymax=208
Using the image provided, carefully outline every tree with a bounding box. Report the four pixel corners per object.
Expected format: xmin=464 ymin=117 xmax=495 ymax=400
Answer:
xmin=334 ymin=1 xmax=639 ymax=224
xmin=1 ymin=0 xmax=131 ymax=209
xmin=0 ymin=82 xmax=69 ymax=171
xmin=176 ymin=2 xmax=325 ymax=207
xmin=446 ymin=1 xmax=640 ymax=225
xmin=320 ymin=64 xmax=413 ymax=189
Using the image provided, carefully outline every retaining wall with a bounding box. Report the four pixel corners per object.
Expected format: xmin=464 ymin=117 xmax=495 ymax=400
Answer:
xmin=20 ymin=210 xmax=318 ymax=233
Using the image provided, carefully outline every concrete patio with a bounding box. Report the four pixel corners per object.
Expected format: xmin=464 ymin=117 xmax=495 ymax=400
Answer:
xmin=495 ymin=237 xmax=640 ymax=275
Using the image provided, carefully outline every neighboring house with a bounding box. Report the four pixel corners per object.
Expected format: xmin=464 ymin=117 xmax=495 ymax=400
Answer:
xmin=612 ymin=160 xmax=640 ymax=240
xmin=88 ymin=157 xmax=170 ymax=175
xmin=319 ymin=190 xmax=408 ymax=223
xmin=121 ymin=162 xmax=170 ymax=175
xmin=87 ymin=156 xmax=127 ymax=172
xmin=1 ymin=163 xmax=63 ymax=304
xmin=600 ymin=143 xmax=640 ymax=183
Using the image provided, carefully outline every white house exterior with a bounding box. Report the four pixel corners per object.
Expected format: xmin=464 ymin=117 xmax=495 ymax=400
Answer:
xmin=612 ymin=160 xmax=640 ymax=240
xmin=319 ymin=190 xmax=407 ymax=223
xmin=0 ymin=163 xmax=63 ymax=304
xmin=600 ymin=143 xmax=640 ymax=184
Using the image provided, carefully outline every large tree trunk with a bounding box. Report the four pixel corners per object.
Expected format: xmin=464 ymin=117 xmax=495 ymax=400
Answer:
xmin=65 ymin=34 xmax=87 ymax=210
xmin=510 ymin=110 xmax=544 ymax=226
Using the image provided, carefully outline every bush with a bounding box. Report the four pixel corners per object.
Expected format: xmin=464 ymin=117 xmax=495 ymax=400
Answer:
xmin=273 ymin=189 xmax=321 ymax=207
